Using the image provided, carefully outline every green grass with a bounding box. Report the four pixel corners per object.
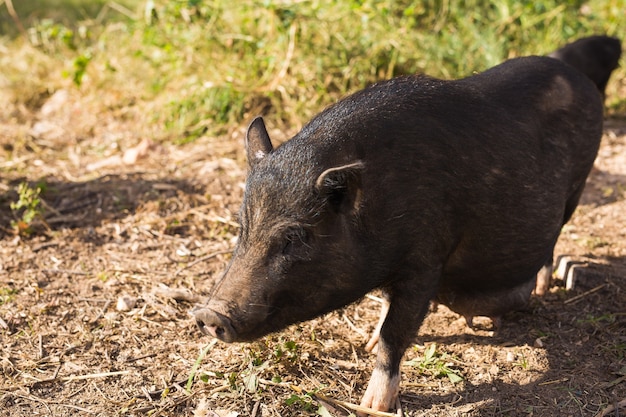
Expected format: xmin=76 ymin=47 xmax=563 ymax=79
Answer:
xmin=10 ymin=182 xmax=46 ymax=236
xmin=1 ymin=0 xmax=625 ymax=143
xmin=0 ymin=0 xmax=139 ymax=34
xmin=577 ymin=313 xmax=617 ymax=327
xmin=405 ymin=343 xmax=464 ymax=383
xmin=0 ymin=287 xmax=19 ymax=305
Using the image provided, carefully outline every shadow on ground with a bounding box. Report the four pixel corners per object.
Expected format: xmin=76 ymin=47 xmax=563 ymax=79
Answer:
xmin=393 ymin=257 xmax=626 ymax=416
xmin=0 ymin=173 xmax=209 ymax=239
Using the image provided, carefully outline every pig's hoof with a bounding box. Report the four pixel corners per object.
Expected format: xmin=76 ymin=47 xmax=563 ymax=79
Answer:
xmin=359 ymin=368 xmax=400 ymax=416
xmin=555 ymin=256 xmax=586 ymax=291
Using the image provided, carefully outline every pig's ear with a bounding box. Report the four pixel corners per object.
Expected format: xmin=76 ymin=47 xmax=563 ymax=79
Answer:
xmin=245 ymin=117 xmax=274 ymax=167
xmin=315 ymin=161 xmax=364 ymax=214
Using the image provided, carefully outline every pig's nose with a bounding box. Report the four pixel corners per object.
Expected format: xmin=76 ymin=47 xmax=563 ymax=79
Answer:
xmin=193 ymin=308 xmax=236 ymax=343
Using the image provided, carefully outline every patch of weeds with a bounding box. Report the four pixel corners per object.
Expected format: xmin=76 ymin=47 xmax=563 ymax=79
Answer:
xmin=194 ymin=339 xmax=305 ymax=401
xmin=530 ymin=329 xmax=551 ymax=346
xmin=578 ymin=313 xmax=616 ymax=325
xmin=64 ymin=52 xmax=93 ymax=87
xmin=196 ymin=344 xmax=277 ymax=395
xmin=159 ymin=386 xmax=170 ymax=399
xmin=405 ymin=343 xmax=463 ymax=384
xmin=533 ymin=329 xmax=551 ymax=339
xmin=577 ymin=313 xmax=616 ymax=329
xmin=241 ymin=339 xmax=300 ymax=392
xmin=577 ymin=236 xmax=610 ymax=250
xmin=31 ymin=20 xmax=78 ymax=50
xmin=601 ymin=342 xmax=626 ymax=361
xmin=197 ymin=370 xmax=223 ymax=384
xmin=515 ymin=354 xmax=530 ymax=370
xmin=602 ymin=186 xmax=615 ymax=198
xmin=0 ymin=287 xmax=19 ymax=305
xmin=186 ymin=340 xmax=216 ymax=392
xmin=274 ymin=339 xmax=299 ymax=362
xmin=241 ymin=357 xmax=270 ymax=394
xmin=284 ymin=391 xmax=317 ymax=413
xmin=285 ymin=386 xmax=330 ymax=415
xmin=227 ymin=371 xmax=237 ymax=390
xmin=165 ymin=219 xmax=189 ymax=236
xmin=165 ymin=84 xmax=247 ymax=145
xmin=10 ymin=181 xmax=47 ymax=236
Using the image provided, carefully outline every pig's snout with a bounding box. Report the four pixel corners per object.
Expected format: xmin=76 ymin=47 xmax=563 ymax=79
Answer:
xmin=194 ymin=308 xmax=237 ymax=343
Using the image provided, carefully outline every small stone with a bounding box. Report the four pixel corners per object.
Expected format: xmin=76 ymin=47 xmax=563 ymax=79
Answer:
xmin=116 ymin=295 xmax=137 ymax=312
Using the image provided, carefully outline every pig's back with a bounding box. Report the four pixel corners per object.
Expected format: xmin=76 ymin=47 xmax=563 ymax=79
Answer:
xmin=282 ymin=56 xmax=603 ymax=287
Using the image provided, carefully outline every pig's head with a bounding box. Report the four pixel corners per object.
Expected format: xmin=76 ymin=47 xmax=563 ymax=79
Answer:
xmin=195 ymin=117 xmax=372 ymax=342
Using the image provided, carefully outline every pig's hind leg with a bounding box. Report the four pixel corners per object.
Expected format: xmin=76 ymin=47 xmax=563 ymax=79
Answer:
xmin=536 ymin=181 xmax=587 ymax=295
xmin=535 ymin=257 xmax=553 ymax=296
xmin=365 ymin=292 xmax=390 ymax=352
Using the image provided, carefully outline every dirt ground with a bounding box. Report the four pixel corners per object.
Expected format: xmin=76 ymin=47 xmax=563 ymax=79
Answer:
xmin=1 ymin=85 xmax=625 ymax=417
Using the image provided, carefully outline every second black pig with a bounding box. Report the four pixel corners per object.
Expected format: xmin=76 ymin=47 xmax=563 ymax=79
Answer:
xmin=194 ymin=56 xmax=603 ymax=414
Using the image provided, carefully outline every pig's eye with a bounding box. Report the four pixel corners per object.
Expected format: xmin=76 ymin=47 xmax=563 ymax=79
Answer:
xmin=282 ymin=228 xmax=309 ymax=256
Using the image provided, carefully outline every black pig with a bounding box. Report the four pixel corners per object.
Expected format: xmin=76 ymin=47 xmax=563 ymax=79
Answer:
xmin=194 ymin=56 xmax=603 ymax=414
xmin=548 ymin=35 xmax=622 ymax=98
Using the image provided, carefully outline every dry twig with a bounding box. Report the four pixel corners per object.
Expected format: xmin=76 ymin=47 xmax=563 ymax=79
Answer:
xmin=594 ymin=398 xmax=626 ymax=417
xmin=282 ymin=383 xmax=400 ymax=417
xmin=563 ymin=284 xmax=607 ymax=305
xmin=2 ymin=0 xmax=26 ymax=38
xmin=312 ymin=391 xmax=401 ymax=417
xmin=30 ymin=370 xmax=132 ymax=387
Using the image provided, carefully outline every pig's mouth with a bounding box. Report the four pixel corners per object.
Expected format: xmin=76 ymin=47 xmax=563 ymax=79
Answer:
xmin=194 ymin=308 xmax=238 ymax=343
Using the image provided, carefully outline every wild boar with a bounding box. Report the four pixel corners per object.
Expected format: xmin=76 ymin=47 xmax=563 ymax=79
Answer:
xmin=194 ymin=55 xmax=603 ymax=414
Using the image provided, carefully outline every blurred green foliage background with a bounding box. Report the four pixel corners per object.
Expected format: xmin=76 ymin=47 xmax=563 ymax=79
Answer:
xmin=1 ymin=0 xmax=624 ymax=142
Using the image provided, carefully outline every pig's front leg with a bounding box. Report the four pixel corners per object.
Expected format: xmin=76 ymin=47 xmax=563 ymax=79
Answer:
xmin=359 ymin=272 xmax=436 ymax=415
